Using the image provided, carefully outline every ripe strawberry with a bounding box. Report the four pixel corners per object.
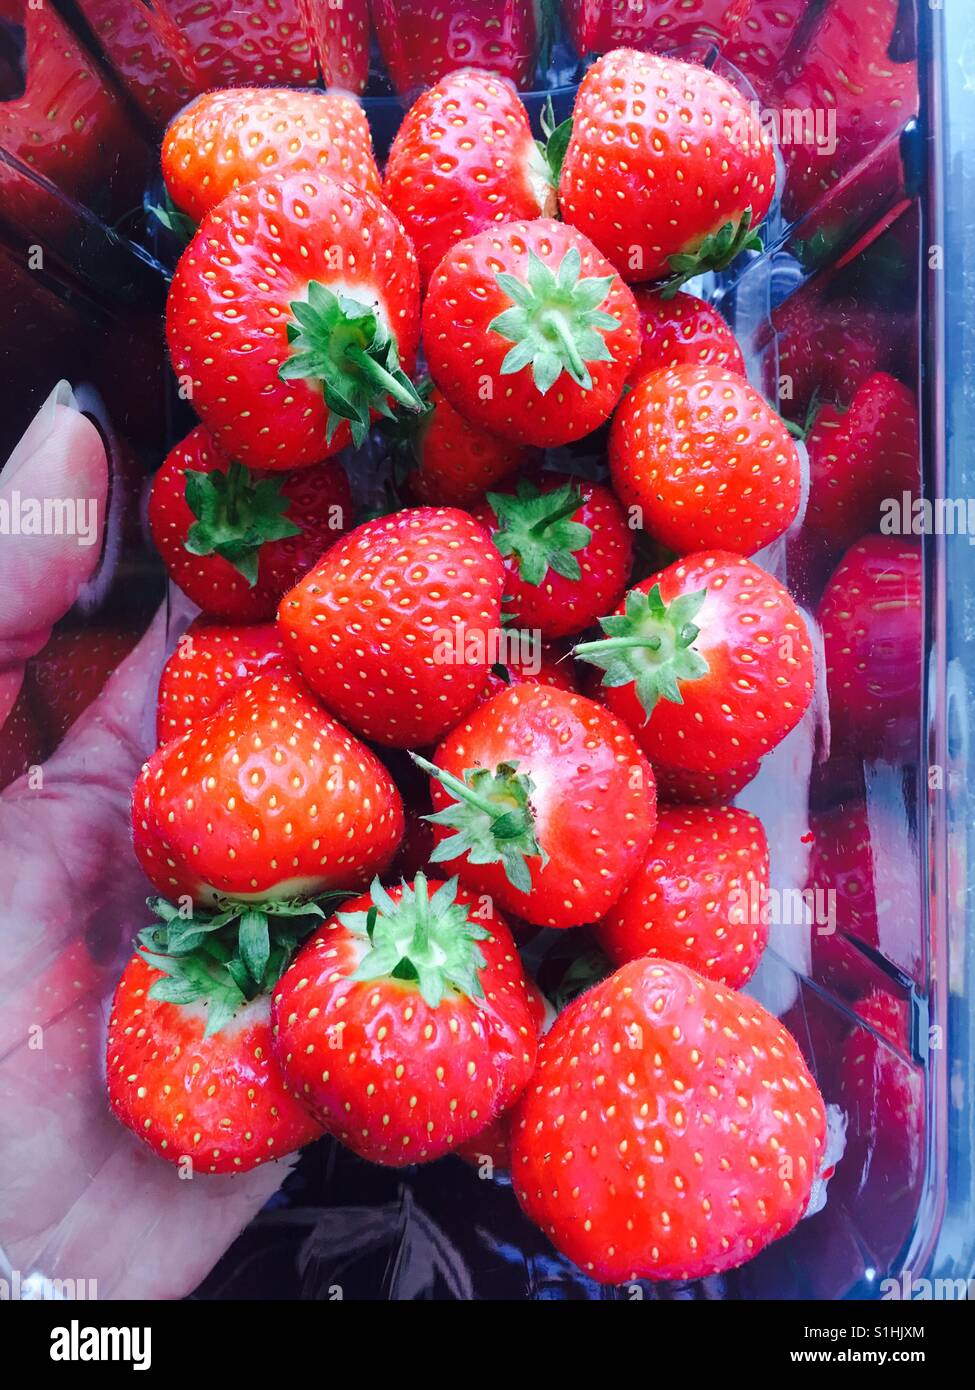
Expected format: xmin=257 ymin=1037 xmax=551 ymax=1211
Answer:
xmin=271 ymin=874 xmax=539 ymax=1164
xmin=559 ymin=49 xmax=776 ymax=286
xmin=26 ymin=623 xmax=140 ymax=744
xmin=629 ymin=288 xmax=746 ymax=384
xmin=107 ymin=951 xmax=322 ymax=1174
xmin=162 ymin=87 xmax=381 ymax=223
xmin=148 ymin=425 xmax=351 ymax=622
xmin=653 ymin=757 xmax=761 ymax=806
xmin=166 ymin=171 xmax=422 ymax=471
xmin=478 ymin=643 xmax=578 ymax=705
xmin=73 ymin=0 xmax=198 ymax=129
xmin=511 ymin=956 xmax=827 ymax=1282
xmin=818 ymin=536 xmax=922 ymax=759
xmin=416 ymin=685 xmax=657 ymax=928
xmin=133 ymin=670 xmax=404 ymax=905
xmin=723 ymin=0 xmax=810 ymax=100
xmin=473 ymin=472 xmax=634 ymax=640
xmin=0 ymin=686 xmax=47 ymax=791
xmin=774 ymin=295 xmax=896 ymax=423
xmin=595 ymin=804 xmax=770 ymax=987
xmin=156 ymin=0 xmax=318 ymax=89
xmin=575 ymin=551 xmax=815 ymax=773
xmin=299 ymin=0 xmax=370 ymax=92
xmin=610 ymin=364 xmax=802 ymax=556
xmin=402 ymin=383 xmax=530 ymax=508
xmin=371 ymin=0 xmax=539 ymax=95
xmin=278 ymin=507 xmax=505 ymax=748
xmin=383 ymin=68 xmax=557 ymax=288
xmin=155 ymin=618 xmax=292 ymax=745
xmin=564 ymin=0 xmax=751 ymax=58
xmin=422 ymin=218 xmax=639 ymax=447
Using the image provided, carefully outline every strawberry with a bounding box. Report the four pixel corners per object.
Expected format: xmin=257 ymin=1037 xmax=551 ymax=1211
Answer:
xmin=156 ymin=0 xmax=318 ymax=90
xmin=723 ymin=0 xmax=810 ymax=101
xmin=472 ymin=472 xmax=634 ymax=640
xmin=133 ymin=670 xmax=404 ymax=905
xmin=595 ymin=804 xmax=770 ymax=987
xmin=166 ymin=171 xmax=423 ymax=471
xmin=559 ymin=49 xmax=776 ymax=287
xmin=422 ymin=217 xmax=639 ymax=447
xmin=774 ymin=295 xmax=896 ymax=423
xmin=574 ymin=551 xmax=816 ymax=773
xmin=478 ymin=643 xmax=578 ymax=705
xmin=270 ymin=874 xmax=539 ymax=1164
xmin=610 ymin=364 xmax=802 ymax=556
xmin=155 ymin=618 xmax=292 ymax=745
xmin=106 ymin=951 xmax=323 ymax=1174
xmin=382 ymin=68 xmax=556 ymax=288
xmin=415 ymin=685 xmax=658 ymax=928
xmin=161 ymin=87 xmax=382 ymax=223
xmin=818 ymin=536 xmax=922 ymax=759
xmin=298 ymin=0 xmax=370 ymax=93
xmin=0 ymin=685 xmax=47 ymax=791
xmin=278 ymin=507 xmax=505 ymax=748
xmin=148 ymin=425 xmax=351 ymax=622
xmin=402 ymin=383 xmax=530 ymax=508
xmin=564 ymin=0 xmax=752 ymax=58
xmin=73 ymin=0 xmax=198 ymax=129
xmin=629 ymin=288 xmax=746 ymax=384
xmin=653 ymin=757 xmax=761 ymax=806
xmin=511 ymin=956 xmax=827 ymax=1282
xmin=26 ymin=623 xmax=140 ymax=744
xmin=371 ymin=0 xmax=539 ymax=96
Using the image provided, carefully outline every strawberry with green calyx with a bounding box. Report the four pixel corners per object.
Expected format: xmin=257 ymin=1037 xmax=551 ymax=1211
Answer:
xmin=474 ymin=472 xmax=633 ymax=640
xmin=270 ymin=874 xmax=539 ymax=1166
xmin=166 ymin=172 xmax=422 ymax=471
xmin=423 ymin=218 xmax=639 ymax=448
xmin=149 ymin=425 xmax=352 ymax=622
xmin=412 ymin=685 xmax=657 ymax=928
xmin=660 ymin=210 xmax=764 ymax=299
xmin=575 ymin=552 xmax=815 ymax=774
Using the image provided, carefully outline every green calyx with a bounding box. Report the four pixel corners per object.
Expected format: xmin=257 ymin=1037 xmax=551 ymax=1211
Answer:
xmin=537 ymin=94 xmax=573 ymax=188
xmin=342 ymin=873 xmax=489 ymax=1009
xmin=183 ymin=459 xmax=301 ymax=585
xmin=573 ymin=583 xmax=711 ymax=719
xmin=486 ymin=478 xmax=591 ymax=586
xmin=138 ymin=893 xmax=343 ymax=1036
xmin=279 ymin=281 xmax=424 ymax=448
xmin=148 ymin=189 xmax=197 ymax=248
xmin=412 ymin=753 xmax=548 ymax=897
xmin=661 ymin=207 xmax=763 ymax=299
xmin=785 ymin=387 xmax=825 ymax=443
xmin=488 ymin=247 xmax=619 ymax=395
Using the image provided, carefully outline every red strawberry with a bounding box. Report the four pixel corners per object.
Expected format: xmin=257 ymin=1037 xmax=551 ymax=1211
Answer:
xmin=106 ymin=952 xmax=322 ymax=1174
xmin=422 ymin=217 xmax=639 ymax=447
xmin=298 ymin=0 xmax=370 ymax=93
xmin=559 ymin=49 xmax=776 ymax=286
xmin=724 ymin=0 xmax=810 ymax=102
xmin=26 ymin=624 xmax=140 ymax=744
xmin=155 ymin=618 xmax=292 ymax=745
xmin=595 ymin=804 xmax=770 ymax=987
xmin=404 ymin=384 xmax=530 ymax=508
xmin=818 ymin=536 xmax=922 ymax=759
xmin=148 ymin=425 xmax=352 ymax=622
xmin=73 ymin=0 xmax=198 ymax=129
xmin=162 ymin=87 xmax=382 ymax=223
xmin=610 ymin=365 xmax=802 ymax=555
xmin=166 ymin=171 xmax=422 ymax=471
xmin=156 ymin=0 xmax=319 ymax=89
xmin=383 ymin=68 xmax=557 ymax=289
xmin=629 ymin=288 xmax=746 ymax=384
xmin=478 ymin=643 xmax=578 ymax=705
xmin=0 ymin=685 xmax=47 ymax=791
xmin=473 ymin=472 xmax=633 ymax=640
xmin=773 ymin=295 xmax=896 ymax=423
xmin=801 ymin=373 xmax=920 ymax=556
xmin=386 ymin=803 xmax=436 ymax=883
xmin=371 ymin=0 xmax=539 ymax=96
xmin=564 ymin=0 xmax=752 ymax=58
xmin=278 ymin=507 xmax=505 ymax=748
xmin=575 ymin=552 xmax=815 ymax=773
xmin=511 ymin=956 xmax=827 ymax=1282
xmin=133 ymin=670 xmax=404 ymax=905
xmin=271 ymin=874 xmax=539 ymax=1164
xmin=653 ymin=757 xmax=761 ymax=806
xmin=417 ymin=685 xmax=657 ymax=928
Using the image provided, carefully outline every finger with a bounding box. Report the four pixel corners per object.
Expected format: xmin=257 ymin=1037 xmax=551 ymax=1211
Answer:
xmin=0 ymin=382 xmax=108 ymax=668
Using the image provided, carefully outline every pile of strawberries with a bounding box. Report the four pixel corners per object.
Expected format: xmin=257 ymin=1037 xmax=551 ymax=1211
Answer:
xmin=106 ymin=48 xmax=849 ymax=1288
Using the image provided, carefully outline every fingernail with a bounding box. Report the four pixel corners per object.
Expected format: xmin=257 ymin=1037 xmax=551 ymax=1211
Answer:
xmin=1 ymin=380 xmax=79 ymax=486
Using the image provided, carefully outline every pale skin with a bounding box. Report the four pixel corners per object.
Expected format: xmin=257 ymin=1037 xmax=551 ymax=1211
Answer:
xmin=0 ymin=386 xmax=294 ymax=1300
